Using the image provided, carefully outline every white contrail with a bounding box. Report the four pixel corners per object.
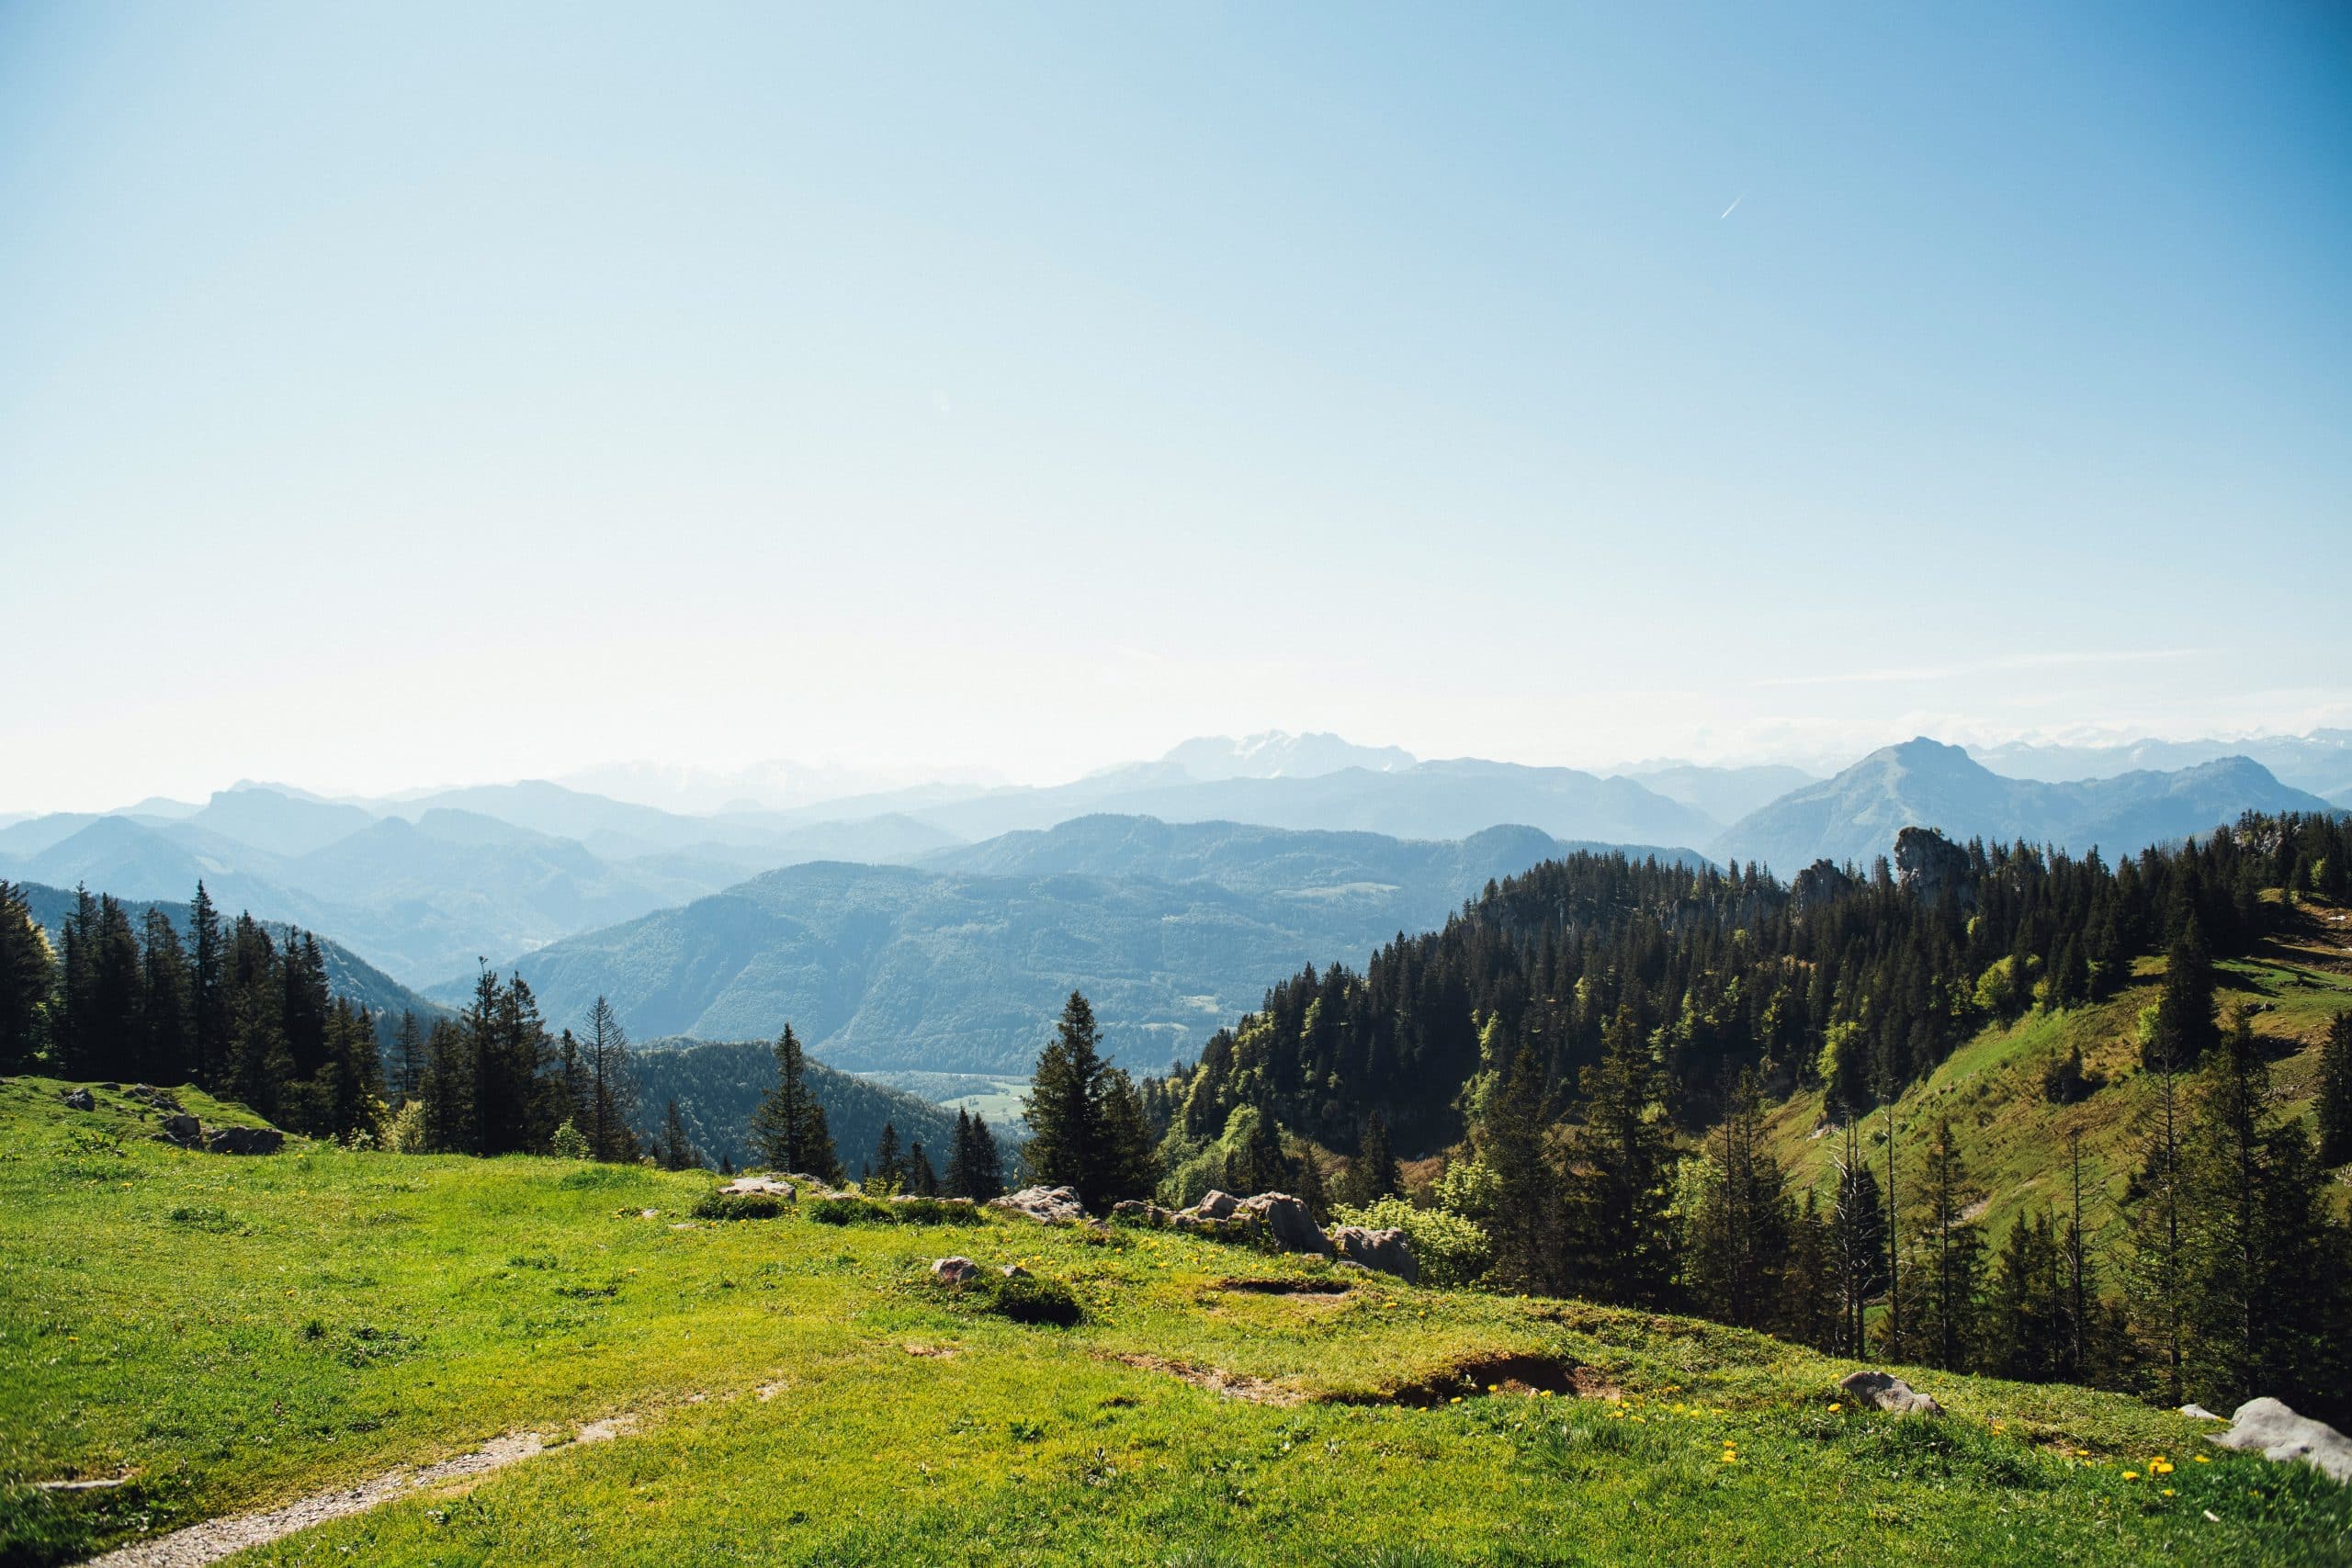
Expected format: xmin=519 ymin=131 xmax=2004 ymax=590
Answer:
xmin=1720 ymin=195 xmax=1743 ymax=220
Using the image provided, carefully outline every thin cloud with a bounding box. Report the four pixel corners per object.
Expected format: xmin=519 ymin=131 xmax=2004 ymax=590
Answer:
xmin=1756 ymin=649 xmax=2203 ymax=689
xmin=1720 ymin=195 xmax=1743 ymax=220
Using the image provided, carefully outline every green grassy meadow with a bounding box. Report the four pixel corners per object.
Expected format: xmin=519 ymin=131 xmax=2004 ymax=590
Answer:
xmin=3 ymin=1077 xmax=2346 ymax=1566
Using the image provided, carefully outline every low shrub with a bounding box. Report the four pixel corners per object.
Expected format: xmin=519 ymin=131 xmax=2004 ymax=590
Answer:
xmin=807 ymin=1196 xmax=897 ymax=1225
xmin=694 ymin=1190 xmax=789 ymax=1222
xmin=987 ymin=1275 xmax=1082 ymax=1326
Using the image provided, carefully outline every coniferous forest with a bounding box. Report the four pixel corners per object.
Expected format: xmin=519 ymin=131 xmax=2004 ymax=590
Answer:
xmin=1144 ymin=813 xmax=2352 ymax=1422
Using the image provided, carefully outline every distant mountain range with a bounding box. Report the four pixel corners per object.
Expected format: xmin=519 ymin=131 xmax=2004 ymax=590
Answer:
xmin=1716 ymin=738 xmax=2338 ymax=870
xmin=430 ymin=816 xmax=1697 ymax=1076
xmin=9 ymin=729 xmax=2341 ymax=1001
xmin=0 ymin=787 xmax=960 ymax=986
xmin=1968 ymin=729 xmax=2352 ymax=800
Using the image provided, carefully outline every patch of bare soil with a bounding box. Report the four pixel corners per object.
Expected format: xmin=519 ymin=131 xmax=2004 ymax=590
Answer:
xmin=1105 ymin=1352 xmax=1307 ymax=1406
xmin=1337 ymin=1352 xmax=1603 ymax=1408
xmin=74 ymin=1416 xmax=635 ymax=1568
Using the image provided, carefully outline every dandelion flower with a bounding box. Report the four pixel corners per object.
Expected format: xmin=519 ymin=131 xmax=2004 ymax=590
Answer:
xmin=2194 ymin=1455 xmax=2211 ymax=1464
xmin=2162 ymin=1489 xmax=2175 ymax=1497
xmin=1827 ymin=1404 xmax=1841 ymax=1414
xmin=2122 ymin=1472 xmax=2140 ymax=1481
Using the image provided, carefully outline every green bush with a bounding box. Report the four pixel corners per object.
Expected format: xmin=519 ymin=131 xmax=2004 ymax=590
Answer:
xmin=987 ymin=1275 xmax=1082 ymax=1326
xmin=693 ymin=1190 xmax=789 ymax=1222
xmin=1330 ymin=1197 xmax=1490 ymax=1287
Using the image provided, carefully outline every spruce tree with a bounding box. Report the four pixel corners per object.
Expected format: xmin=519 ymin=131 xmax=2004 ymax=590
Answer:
xmin=1022 ymin=991 xmax=1156 ymax=1211
xmin=1566 ymin=1005 xmax=1676 ymax=1306
xmin=2319 ymin=1009 xmax=2352 ymax=1168
xmin=749 ymin=1022 xmax=839 ymax=1181
xmin=188 ymin=881 xmax=226 ymax=1089
xmin=1683 ymin=1071 xmax=1792 ymax=1332
xmin=138 ymin=907 xmax=192 ymax=1084
xmin=2146 ymin=915 xmax=2219 ymax=1069
xmin=583 ymin=996 xmax=639 ymax=1163
xmin=2177 ymin=1007 xmax=2343 ymax=1415
xmin=944 ymin=1110 xmax=1004 ymax=1200
xmin=869 ymin=1122 xmax=905 ymax=1195
xmin=1985 ymin=1213 xmax=2063 ymax=1382
xmin=1478 ymin=1047 xmax=1561 ymax=1294
xmin=1894 ymin=1119 xmax=1983 ymax=1373
xmin=390 ymin=1010 xmax=426 ymax=1105
xmin=1828 ymin=1116 xmax=1886 ymax=1356
xmin=1348 ymin=1110 xmax=1402 ymax=1206
xmin=0 ymin=882 xmax=52 ymax=1072
xmin=907 ymin=1141 xmax=938 ymax=1197
xmin=2127 ymin=1019 xmax=2190 ymax=1404
xmin=659 ymin=1099 xmax=697 ymax=1171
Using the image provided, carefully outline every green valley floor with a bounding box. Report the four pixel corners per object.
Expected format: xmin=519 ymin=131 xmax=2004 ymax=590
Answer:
xmin=2 ymin=1077 xmax=2345 ymax=1567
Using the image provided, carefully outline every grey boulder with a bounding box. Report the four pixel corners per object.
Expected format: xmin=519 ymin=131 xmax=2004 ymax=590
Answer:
xmin=157 ymin=1113 xmax=203 ymax=1146
xmin=1329 ymin=1224 xmax=1418 ymax=1283
xmin=989 ymin=1185 xmax=1088 ymax=1225
xmin=61 ymin=1089 xmax=96 ymax=1111
xmin=205 ymin=1126 xmax=285 ymax=1156
xmin=1193 ymin=1190 xmax=1240 ymax=1221
xmin=1236 ymin=1192 xmax=1331 ymax=1257
xmin=718 ymin=1177 xmax=796 ymax=1199
xmin=2210 ymin=1398 xmax=2352 ymax=1484
xmin=931 ymin=1256 xmax=980 ymax=1285
xmin=1838 ymin=1370 xmax=1945 ymax=1416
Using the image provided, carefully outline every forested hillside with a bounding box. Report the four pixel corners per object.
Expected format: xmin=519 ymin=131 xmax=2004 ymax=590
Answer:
xmin=627 ymin=1037 xmax=967 ymax=1176
xmin=462 ymin=817 xmax=1642 ymax=1073
xmin=1148 ymin=812 xmax=2352 ymax=1423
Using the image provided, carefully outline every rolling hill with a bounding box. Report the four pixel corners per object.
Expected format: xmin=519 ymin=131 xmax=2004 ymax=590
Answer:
xmin=1714 ymin=738 xmax=2336 ymax=871
xmin=435 ymin=817 xmax=1666 ymax=1074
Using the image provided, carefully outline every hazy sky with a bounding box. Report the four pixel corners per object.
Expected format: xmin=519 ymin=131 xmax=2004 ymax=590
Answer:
xmin=4 ymin=3 xmax=2346 ymax=811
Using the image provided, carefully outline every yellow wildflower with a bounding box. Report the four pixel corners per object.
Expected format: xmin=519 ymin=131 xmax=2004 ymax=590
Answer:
xmin=2162 ymin=1489 xmax=2176 ymax=1497
xmin=2194 ymin=1455 xmax=2211 ymax=1463
xmin=2122 ymin=1471 xmax=2140 ymax=1481
xmin=1827 ymin=1404 xmax=1841 ymax=1414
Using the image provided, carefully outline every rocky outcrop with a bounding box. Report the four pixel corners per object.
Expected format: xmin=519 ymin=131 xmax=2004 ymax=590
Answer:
xmin=2210 ymin=1398 xmax=2352 ymax=1484
xmin=1235 ymin=1193 xmax=1330 ymax=1256
xmin=205 ymin=1126 xmax=285 ymax=1156
xmin=1194 ymin=1190 xmax=1240 ymax=1221
xmin=1329 ymin=1224 xmax=1418 ymax=1283
xmin=61 ymin=1089 xmax=95 ymax=1111
xmin=718 ymin=1176 xmax=796 ymax=1199
xmin=126 ymin=1084 xmax=182 ymax=1111
xmin=1838 ymin=1370 xmax=1944 ymax=1416
xmin=930 ymin=1257 xmax=979 ymax=1285
xmin=1894 ymin=827 xmax=1973 ymax=907
xmin=989 ymin=1185 xmax=1088 ymax=1225
xmin=1791 ymin=860 xmax=1855 ymax=911
xmin=158 ymin=1113 xmax=203 ymax=1147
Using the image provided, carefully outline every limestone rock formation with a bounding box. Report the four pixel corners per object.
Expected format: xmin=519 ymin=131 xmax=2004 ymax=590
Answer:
xmin=2210 ymin=1398 xmax=2352 ymax=1484
xmin=1838 ymin=1370 xmax=1944 ymax=1416
xmin=1329 ymin=1224 xmax=1418 ymax=1283
xmin=989 ymin=1185 xmax=1088 ymax=1225
xmin=1893 ymin=827 xmax=1973 ymax=907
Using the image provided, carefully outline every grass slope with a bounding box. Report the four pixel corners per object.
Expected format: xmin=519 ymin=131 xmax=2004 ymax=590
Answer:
xmin=4 ymin=1083 xmax=2345 ymax=1564
xmin=1763 ymin=897 xmax=2352 ymax=1244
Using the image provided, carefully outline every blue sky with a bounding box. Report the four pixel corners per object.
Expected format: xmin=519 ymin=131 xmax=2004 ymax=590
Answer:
xmin=2 ymin=3 xmax=2346 ymax=808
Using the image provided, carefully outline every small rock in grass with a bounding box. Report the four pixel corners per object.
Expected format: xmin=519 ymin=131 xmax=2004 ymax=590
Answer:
xmin=157 ymin=1113 xmax=202 ymax=1146
xmin=1000 ymin=1263 xmax=1031 ymax=1279
xmin=932 ymin=1257 xmax=980 ymax=1285
xmin=62 ymin=1089 xmax=96 ymax=1111
xmin=204 ymin=1125 xmax=284 ymax=1156
xmin=1838 ymin=1370 xmax=1944 ymax=1416
xmin=1329 ymin=1224 xmax=1418 ymax=1283
xmin=2181 ymin=1403 xmax=2222 ymax=1420
xmin=2209 ymin=1397 xmax=2352 ymax=1484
